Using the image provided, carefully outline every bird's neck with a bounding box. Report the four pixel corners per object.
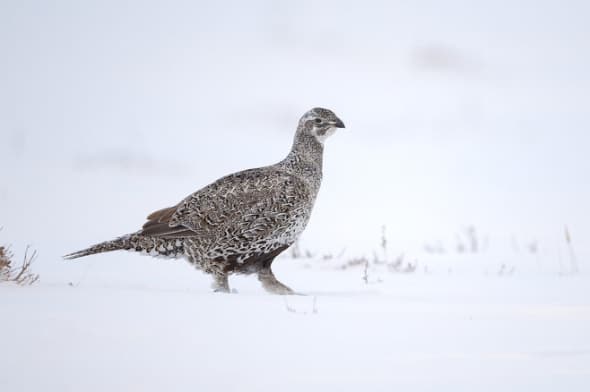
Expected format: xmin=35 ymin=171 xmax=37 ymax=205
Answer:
xmin=279 ymin=127 xmax=324 ymax=190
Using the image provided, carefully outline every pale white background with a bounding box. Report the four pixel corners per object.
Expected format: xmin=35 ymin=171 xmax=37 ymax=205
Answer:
xmin=1 ymin=1 xmax=589 ymax=391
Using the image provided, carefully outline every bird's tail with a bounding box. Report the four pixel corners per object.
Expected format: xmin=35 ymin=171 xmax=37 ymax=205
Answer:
xmin=63 ymin=235 xmax=133 ymax=260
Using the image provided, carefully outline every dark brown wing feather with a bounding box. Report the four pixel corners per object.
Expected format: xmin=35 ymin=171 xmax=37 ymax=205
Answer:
xmin=141 ymin=205 xmax=196 ymax=238
xmin=146 ymin=206 xmax=177 ymax=222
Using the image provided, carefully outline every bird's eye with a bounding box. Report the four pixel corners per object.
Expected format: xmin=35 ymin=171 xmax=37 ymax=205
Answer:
xmin=314 ymin=118 xmax=322 ymax=124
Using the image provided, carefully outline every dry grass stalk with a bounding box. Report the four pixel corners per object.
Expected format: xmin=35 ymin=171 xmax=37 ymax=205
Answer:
xmin=564 ymin=226 xmax=579 ymax=274
xmin=0 ymin=244 xmax=39 ymax=285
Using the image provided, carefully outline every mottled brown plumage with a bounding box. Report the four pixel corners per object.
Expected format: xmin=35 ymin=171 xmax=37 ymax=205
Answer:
xmin=64 ymin=107 xmax=345 ymax=294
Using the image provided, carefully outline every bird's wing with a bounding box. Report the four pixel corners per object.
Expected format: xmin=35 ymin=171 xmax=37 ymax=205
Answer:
xmin=141 ymin=205 xmax=194 ymax=238
xmin=140 ymin=168 xmax=310 ymax=241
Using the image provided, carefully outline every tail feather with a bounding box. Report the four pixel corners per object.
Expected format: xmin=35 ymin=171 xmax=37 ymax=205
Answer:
xmin=63 ymin=235 xmax=132 ymax=260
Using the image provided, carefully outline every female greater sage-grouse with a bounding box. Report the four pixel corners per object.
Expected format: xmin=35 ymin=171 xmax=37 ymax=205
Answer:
xmin=64 ymin=107 xmax=345 ymax=294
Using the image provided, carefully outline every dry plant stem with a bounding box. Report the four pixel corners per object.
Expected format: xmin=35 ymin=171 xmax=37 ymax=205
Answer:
xmin=380 ymin=225 xmax=388 ymax=261
xmin=283 ymin=296 xmax=318 ymax=315
xmin=362 ymin=259 xmax=369 ymax=284
xmin=14 ymin=246 xmax=38 ymax=283
xmin=0 ymin=246 xmax=11 ymax=279
xmin=0 ymin=243 xmax=39 ymax=285
xmin=564 ymin=226 xmax=579 ymax=274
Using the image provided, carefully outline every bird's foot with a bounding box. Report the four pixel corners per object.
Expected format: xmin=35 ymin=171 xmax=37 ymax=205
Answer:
xmin=212 ymin=286 xmax=239 ymax=294
xmin=211 ymin=273 xmax=231 ymax=293
xmin=258 ymin=268 xmax=298 ymax=295
xmin=262 ymin=281 xmax=297 ymax=295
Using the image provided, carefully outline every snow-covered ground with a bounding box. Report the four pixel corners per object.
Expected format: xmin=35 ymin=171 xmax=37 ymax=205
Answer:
xmin=1 ymin=0 xmax=589 ymax=390
xmin=2 ymin=259 xmax=590 ymax=391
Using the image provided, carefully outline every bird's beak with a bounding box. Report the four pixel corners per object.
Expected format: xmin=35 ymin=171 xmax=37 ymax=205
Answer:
xmin=332 ymin=118 xmax=346 ymax=128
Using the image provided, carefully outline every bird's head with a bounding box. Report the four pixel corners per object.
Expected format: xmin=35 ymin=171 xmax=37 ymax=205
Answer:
xmin=299 ymin=107 xmax=345 ymax=144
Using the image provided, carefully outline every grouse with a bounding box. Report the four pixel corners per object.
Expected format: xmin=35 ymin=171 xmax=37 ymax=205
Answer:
xmin=64 ymin=107 xmax=345 ymax=294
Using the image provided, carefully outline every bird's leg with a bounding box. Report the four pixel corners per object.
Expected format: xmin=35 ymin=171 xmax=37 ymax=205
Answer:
xmin=211 ymin=272 xmax=230 ymax=293
xmin=258 ymin=267 xmax=295 ymax=295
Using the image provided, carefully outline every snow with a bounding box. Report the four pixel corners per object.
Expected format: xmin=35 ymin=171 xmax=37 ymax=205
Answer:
xmin=1 ymin=0 xmax=590 ymax=390
xmin=1 ymin=262 xmax=590 ymax=391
